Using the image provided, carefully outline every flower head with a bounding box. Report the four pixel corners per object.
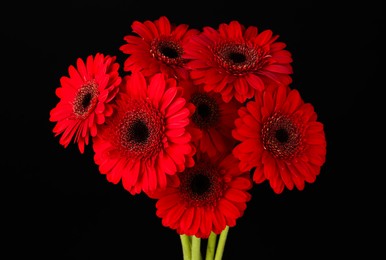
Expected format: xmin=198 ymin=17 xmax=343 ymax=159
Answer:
xmin=119 ymin=16 xmax=200 ymax=80
xmin=184 ymin=20 xmax=293 ymax=103
xmin=49 ymin=53 xmax=122 ymax=153
xmin=182 ymin=80 xmax=241 ymax=157
xmin=232 ymin=84 xmax=327 ymax=194
xmin=92 ymin=71 xmax=196 ymax=195
xmin=148 ymin=151 xmax=253 ymax=238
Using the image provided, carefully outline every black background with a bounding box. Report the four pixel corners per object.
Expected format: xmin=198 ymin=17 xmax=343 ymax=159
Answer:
xmin=4 ymin=1 xmax=384 ymax=259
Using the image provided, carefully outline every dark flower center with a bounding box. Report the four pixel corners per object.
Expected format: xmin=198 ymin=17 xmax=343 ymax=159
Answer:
xmin=82 ymin=93 xmax=92 ymax=108
xmin=261 ymin=112 xmax=304 ymax=160
xmin=160 ymin=45 xmax=179 ymax=59
xmin=179 ymin=161 xmax=225 ymax=207
xmin=73 ymin=80 xmax=99 ymax=119
xmin=150 ymin=37 xmax=185 ymax=66
xmin=191 ymin=174 xmax=211 ymax=195
xmin=190 ymin=92 xmax=219 ymax=129
xmin=213 ymin=42 xmax=269 ymax=75
xmin=275 ymin=128 xmax=289 ymax=143
xmin=118 ymin=100 xmax=164 ymax=159
xmin=229 ymin=52 xmax=246 ymax=63
xmin=129 ymin=120 xmax=149 ymax=143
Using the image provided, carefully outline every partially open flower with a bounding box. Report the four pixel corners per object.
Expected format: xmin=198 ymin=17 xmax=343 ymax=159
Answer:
xmin=182 ymin=80 xmax=241 ymax=157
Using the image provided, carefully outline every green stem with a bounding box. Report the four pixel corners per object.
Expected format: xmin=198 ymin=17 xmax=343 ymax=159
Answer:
xmin=191 ymin=235 xmax=202 ymax=260
xmin=205 ymin=232 xmax=217 ymax=260
xmin=214 ymin=226 xmax=229 ymax=260
xmin=180 ymin=235 xmax=192 ymax=260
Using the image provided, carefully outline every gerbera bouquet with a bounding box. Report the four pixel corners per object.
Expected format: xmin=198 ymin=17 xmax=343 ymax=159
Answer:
xmin=49 ymin=16 xmax=327 ymax=259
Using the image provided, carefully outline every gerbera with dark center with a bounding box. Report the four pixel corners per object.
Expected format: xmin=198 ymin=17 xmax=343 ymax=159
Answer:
xmin=49 ymin=53 xmax=122 ymax=153
xmin=182 ymin=80 xmax=241 ymax=157
xmin=92 ymin=71 xmax=196 ymax=195
xmin=184 ymin=20 xmax=293 ymax=104
xmin=147 ymin=151 xmax=253 ymax=238
xmin=119 ymin=16 xmax=200 ymax=80
xmin=232 ymin=84 xmax=327 ymax=194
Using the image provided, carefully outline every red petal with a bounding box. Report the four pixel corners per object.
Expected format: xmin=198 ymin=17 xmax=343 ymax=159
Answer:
xmin=160 ymin=87 xmax=178 ymax=113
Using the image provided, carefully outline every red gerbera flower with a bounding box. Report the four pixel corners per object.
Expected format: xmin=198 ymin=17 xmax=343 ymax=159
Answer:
xmin=232 ymin=84 xmax=327 ymax=194
xmin=182 ymin=80 xmax=241 ymax=157
xmin=184 ymin=20 xmax=293 ymax=103
xmin=49 ymin=53 xmax=122 ymax=153
xmin=148 ymin=152 xmax=253 ymax=238
xmin=119 ymin=16 xmax=200 ymax=80
xmin=92 ymin=71 xmax=196 ymax=195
